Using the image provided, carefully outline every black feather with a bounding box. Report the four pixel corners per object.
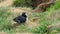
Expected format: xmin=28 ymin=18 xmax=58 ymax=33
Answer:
xmin=13 ymin=12 xmax=27 ymax=24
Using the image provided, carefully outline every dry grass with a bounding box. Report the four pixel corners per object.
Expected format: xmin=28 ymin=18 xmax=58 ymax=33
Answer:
xmin=0 ymin=31 xmax=7 ymax=34
xmin=0 ymin=0 xmax=13 ymax=7
xmin=9 ymin=7 xmax=39 ymax=29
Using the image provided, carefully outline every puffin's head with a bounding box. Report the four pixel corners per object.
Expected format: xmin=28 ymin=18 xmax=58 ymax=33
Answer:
xmin=22 ymin=12 xmax=27 ymax=18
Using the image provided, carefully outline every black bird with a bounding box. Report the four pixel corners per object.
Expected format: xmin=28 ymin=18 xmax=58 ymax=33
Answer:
xmin=13 ymin=12 xmax=27 ymax=24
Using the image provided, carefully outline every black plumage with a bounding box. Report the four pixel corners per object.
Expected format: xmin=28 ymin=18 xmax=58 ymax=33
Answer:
xmin=13 ymin=12 xmax=27 ymax=24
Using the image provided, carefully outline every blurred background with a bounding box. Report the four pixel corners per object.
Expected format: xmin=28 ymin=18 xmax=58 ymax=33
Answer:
xmin=0 ymin=0 xmax=60 ymax=34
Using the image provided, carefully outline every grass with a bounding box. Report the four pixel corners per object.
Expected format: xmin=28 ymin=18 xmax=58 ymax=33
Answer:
xmin=0 ymin=7 xmax=33 ymax=33
xmin=0 ymin=7 xmax=13 ymax=31
xmin=0 ymin=1 xmax=60 ymax=34
xmin=30 ymin=1 xmax=60 ymax=34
